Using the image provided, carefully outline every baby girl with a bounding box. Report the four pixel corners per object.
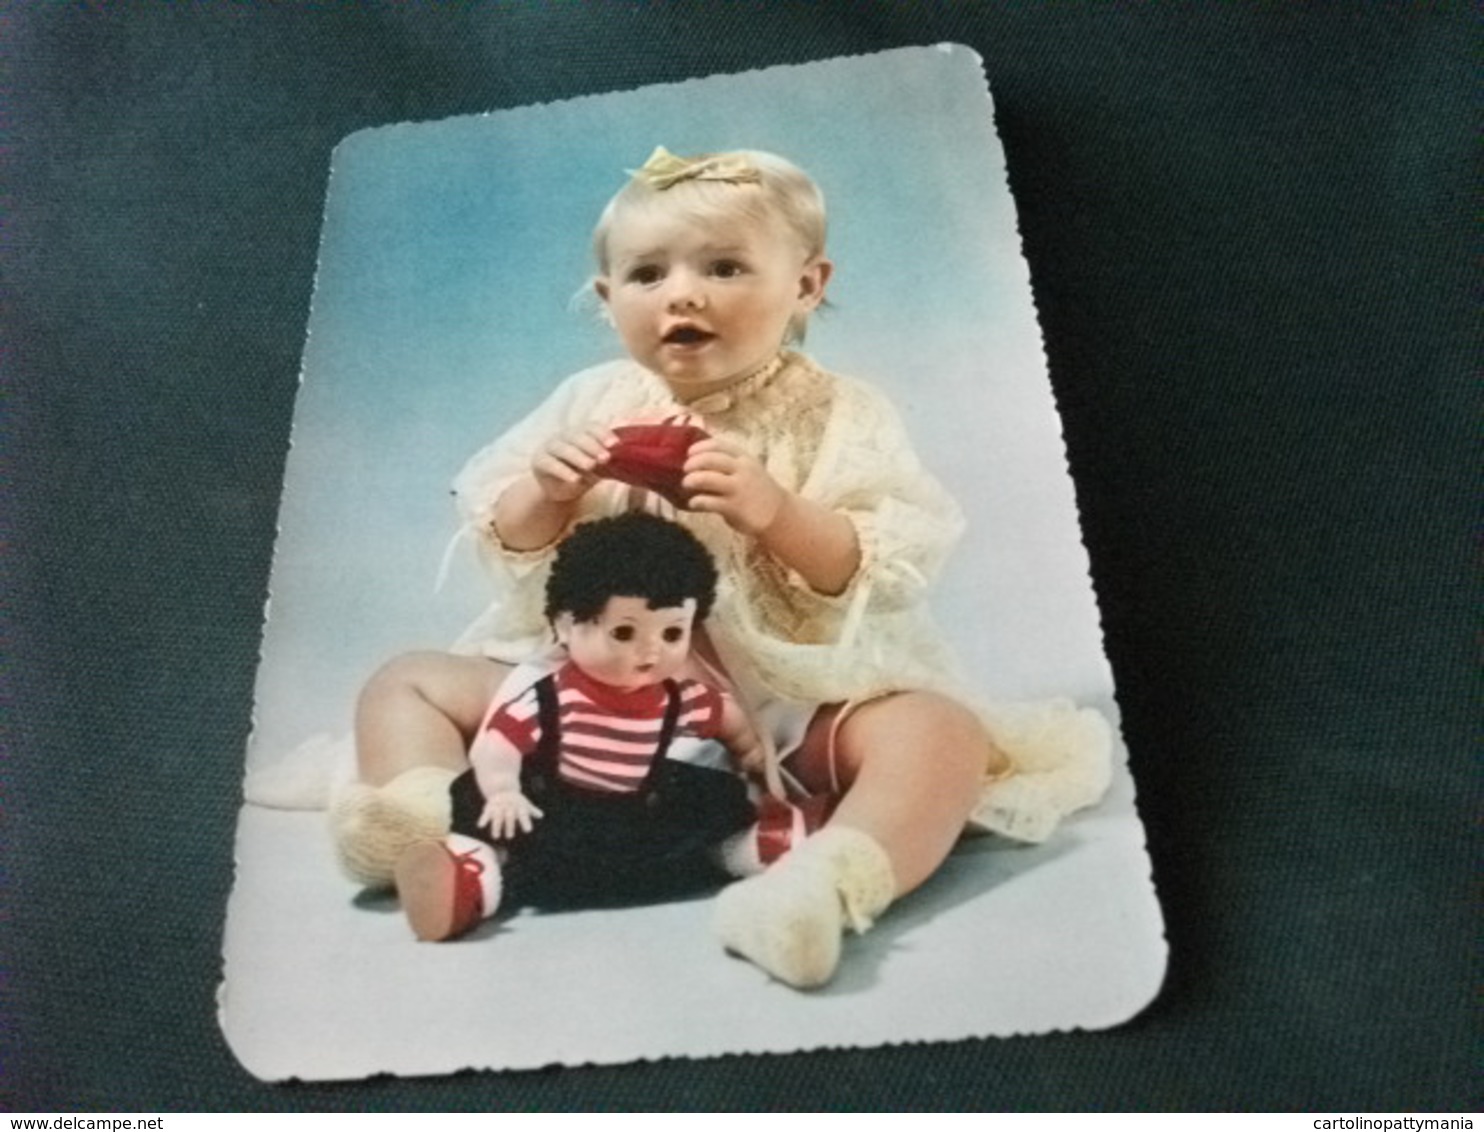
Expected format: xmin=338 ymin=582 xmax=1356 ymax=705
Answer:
xmin=331 ymin=147 xmax=1109 ymax=988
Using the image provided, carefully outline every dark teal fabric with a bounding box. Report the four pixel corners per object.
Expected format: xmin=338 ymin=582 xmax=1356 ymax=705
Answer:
xmin=4 ymin=4 xmax=1475 ymax=1111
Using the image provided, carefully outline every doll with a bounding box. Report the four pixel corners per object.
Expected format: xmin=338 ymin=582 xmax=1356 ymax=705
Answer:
xmin=395 ymin=509 xmax=781 ymax=942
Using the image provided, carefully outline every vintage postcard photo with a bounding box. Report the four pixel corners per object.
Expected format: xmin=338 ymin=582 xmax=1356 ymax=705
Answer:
xmin=220 ymin=46 xmax=1166 ymax=1082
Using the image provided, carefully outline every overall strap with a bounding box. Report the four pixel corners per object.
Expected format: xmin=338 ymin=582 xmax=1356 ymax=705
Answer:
xmin=637 ymin=679 xmax=684 ymax=795
xmin=530 ymin=674 xmax=562 ymax=780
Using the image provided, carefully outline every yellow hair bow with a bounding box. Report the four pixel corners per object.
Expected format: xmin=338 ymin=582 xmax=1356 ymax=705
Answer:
xmin=629 ymin=146 xmax=761 ymax=191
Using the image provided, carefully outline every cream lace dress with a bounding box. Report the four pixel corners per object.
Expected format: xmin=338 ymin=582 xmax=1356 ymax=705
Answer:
xmin=447 ymin=351 xmax=1111 ymax=841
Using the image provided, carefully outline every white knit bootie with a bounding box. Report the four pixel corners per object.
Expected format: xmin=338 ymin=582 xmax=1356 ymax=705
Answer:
xmin=328 ymin=765 xmax=457 ymax=887
xmin=712 ymin=825 xmax=895 ymax=989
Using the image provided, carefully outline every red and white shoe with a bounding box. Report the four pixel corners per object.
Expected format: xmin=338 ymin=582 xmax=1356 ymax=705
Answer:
xmin=720 ymin=795 xmax=832 ymax=877
xmin=395 ymin=835 xmax=501 ymax=942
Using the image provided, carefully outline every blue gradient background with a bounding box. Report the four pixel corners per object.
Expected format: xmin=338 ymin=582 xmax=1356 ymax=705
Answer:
xmin=250 ymin=48 xmax=1109 ymax=764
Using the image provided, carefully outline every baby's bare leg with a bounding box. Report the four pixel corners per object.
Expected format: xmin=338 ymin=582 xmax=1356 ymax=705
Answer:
xmin=354 ymin=651 xmax=510 ymax=786
xmin=800 ymin=691 xmax=998 ymax=893
xmin=714 ymin=691 xmax=998 ymax=987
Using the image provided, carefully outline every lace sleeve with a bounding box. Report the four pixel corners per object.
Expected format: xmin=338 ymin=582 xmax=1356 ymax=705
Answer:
xmin=709 ymin=372 xmax=966 ymax=702
xmin=450 ymin=363 xmax=637 ymax=576
xmin=804 ymin=378 xmax=965 ymax=616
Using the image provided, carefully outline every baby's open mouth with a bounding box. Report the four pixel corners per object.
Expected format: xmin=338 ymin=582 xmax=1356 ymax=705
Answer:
xmin=663 ymin=326 xmax=714 ymax=345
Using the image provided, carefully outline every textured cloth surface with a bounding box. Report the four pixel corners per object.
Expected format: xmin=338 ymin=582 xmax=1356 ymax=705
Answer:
xmin=5 ymin=4 xmax=1475 ymax=1111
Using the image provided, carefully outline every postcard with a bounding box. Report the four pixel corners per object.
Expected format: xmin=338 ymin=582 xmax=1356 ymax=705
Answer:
xmin=220 ymin=45 xmax=1165 ymax=1082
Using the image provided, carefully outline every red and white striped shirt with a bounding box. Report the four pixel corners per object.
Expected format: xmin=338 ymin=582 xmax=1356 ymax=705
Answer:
xmin=485 ymin=663 xmax=724 ymax=794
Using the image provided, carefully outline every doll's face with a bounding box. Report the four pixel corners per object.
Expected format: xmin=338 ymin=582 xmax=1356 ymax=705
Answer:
xmin=557 ymin=596 xmax=697 ymax=691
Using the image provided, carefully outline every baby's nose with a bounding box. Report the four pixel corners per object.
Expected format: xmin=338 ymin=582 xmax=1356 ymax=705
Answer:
xmin=664 ymin=271 xmax=706 ymax=309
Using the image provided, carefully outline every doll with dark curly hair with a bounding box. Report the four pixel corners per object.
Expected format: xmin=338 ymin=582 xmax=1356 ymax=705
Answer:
xmin=542 ymin=510 xmax=718 ymax=624
xmin=395 ymin=512 xmax=770 ymax=942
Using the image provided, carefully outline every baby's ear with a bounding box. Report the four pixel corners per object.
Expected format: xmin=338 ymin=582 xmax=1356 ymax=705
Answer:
xmin=591 ymin=278 xmax=617 ymax=327
xmin=798 ymin=259 xmax=833 ymax=308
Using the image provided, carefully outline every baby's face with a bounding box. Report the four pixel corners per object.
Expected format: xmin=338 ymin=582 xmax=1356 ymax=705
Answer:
xmin=595 ymin=205 xmax=830 ymax=398
xmin=558 ymin=596 xmax=697 ymax=692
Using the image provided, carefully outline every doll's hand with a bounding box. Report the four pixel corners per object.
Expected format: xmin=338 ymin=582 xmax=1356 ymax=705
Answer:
xmin=477 ymin=790 xmax=545 ymax=841
xmin=716 ymin=692 xmax=770 ymax=783
xmin=733 ymin=742 xmax=767 ymax=777
xmin=531 ymin=425 xmax=618 ymax=504
xmin=683 ymin=436 xmax=787 ymax=536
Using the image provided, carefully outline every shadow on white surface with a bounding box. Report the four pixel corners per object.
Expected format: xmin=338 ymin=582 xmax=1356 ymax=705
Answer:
xmin=220 ymin=753 xmax=1164 ymax=1081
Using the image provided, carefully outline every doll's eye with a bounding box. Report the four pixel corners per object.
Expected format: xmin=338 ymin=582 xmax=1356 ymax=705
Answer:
xmin=610 ymin=625 xmax=636 ymax=642
xmin=661 ymin=626 xmax=686 ymax=643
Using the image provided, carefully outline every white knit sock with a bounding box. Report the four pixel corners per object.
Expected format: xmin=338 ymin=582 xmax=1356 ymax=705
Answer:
xmin=327 ymin=766 xmax=457 ymax=887
xmin=712 ymin=826 xmax=895 ymax=989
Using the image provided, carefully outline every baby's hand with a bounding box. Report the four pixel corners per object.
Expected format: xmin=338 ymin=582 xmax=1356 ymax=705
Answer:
xmin=477 ymin=789 xmax=545 ymax=841
xmin=531 ymin=425 xmax=618 ymax=503
xmin=683 ymin=436 xmax=787 ymax=535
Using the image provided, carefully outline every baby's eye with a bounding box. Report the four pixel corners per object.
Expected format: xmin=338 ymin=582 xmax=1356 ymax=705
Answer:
xmin=710 ymin=259 xmax=746 ymax=279
xmin=627 ymin=265 xmax=663 ymax=285
xmin=661 ymin=627 xmax=686 ymax=643
xmin=610 ymin=625 xmax=636 ymax=642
